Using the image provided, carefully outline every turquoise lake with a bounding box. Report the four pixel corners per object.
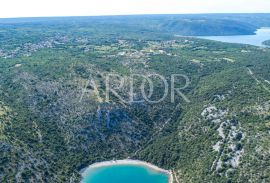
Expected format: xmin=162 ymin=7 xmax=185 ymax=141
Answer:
xmin=198 ymin=27 xmax=270 ymax=47
xmin=81 ymin=164 xmax=169 ymax=183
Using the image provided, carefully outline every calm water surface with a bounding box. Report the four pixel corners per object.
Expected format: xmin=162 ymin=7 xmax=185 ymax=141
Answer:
xmin=81 ymin=164 xmax=169 ymax=183
xmin=198 ymin=28 xmax=270 ymax=47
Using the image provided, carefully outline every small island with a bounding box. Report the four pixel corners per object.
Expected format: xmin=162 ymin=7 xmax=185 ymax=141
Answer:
xmin=81 ymin=159 xmax=173 ymax=183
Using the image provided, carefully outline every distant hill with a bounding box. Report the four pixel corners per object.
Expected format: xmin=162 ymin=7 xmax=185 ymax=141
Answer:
xmin=160 ymin=19 xmax=257 ymax=36
xmin=1 ymin=14 xmax=270 ymax=36
xmin=263 ymin=39 xmax=270 ymax=46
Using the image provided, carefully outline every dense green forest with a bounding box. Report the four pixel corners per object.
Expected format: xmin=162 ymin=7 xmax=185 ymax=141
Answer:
xmin=0 ymin=14 xmax=270 ymax=183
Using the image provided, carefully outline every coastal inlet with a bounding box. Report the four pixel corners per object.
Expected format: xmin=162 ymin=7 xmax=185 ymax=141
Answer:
xmin=81 ymin=159 xmax=173 ymax=183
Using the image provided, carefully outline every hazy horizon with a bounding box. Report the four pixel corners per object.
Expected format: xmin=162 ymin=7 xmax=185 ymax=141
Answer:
xmin=1 ymin=0 xmax=270 ymax=19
